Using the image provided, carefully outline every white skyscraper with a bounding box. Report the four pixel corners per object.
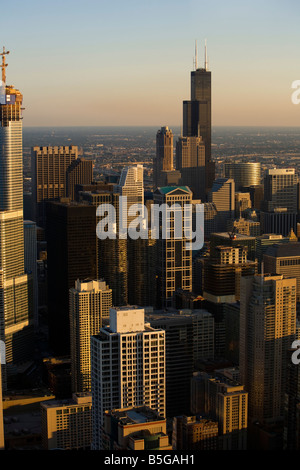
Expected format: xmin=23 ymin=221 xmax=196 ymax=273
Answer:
xmin=0 ymin=50 xmax=33 ymax=389
xmin=117 ymin=164 xmax=144 ymax=228
xmin=90 ymin=306 xmax=166 ymax=450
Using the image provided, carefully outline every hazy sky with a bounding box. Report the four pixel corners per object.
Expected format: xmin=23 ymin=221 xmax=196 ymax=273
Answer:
xmin=2 ymin=0 xmax=300 ymax=127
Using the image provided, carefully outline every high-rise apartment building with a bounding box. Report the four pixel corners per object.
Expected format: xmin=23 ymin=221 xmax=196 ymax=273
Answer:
xmin=69 ymin=279 xmax=112 ymax=393
xmin=154 ymin=126 xmax=174 ymax=188
xmin=240 ymin=274 xmax=297 ymax=424
xmin=190 ymin=371 xmax=248 ymax=450
xmin=31 ymin=145 xmax=78 ymax=228
xmin=153 ymin=186 xmax=193 ymax=308
xmin=90 ymin=306 xmax=166 ymax=449
xmin=46 ymin=200 xmax=97 ymax=355
xmin=224 ymin=162 xmax=261 ymax=191
xmin=0 ymin=52 xmax=33 ymax=386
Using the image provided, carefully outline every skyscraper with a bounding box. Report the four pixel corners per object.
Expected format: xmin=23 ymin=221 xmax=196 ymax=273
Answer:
xmin=0 ymin=49 xmax=33 ymax=385
xmin=154 ymin=126 xmax=174 ymax=188
xmin=116 ymin=164 xmax=144 ymax=227
xmin=262 ymin=168 xmax=298 ymax=213
xmin=69 ymin=279 xmax=112 ymax=393
xmin=263 ymin=242 xmax=300 ymax=302
xmin=147 ymin=309 xmax=214 ymax=417
xmin=66 ymin=158 xmax=93 ymax=201
xmin=46 ymin=200 xmax=97 ymax=355
xmin=31 ymin=145 xmax=78 ymax=228
xmin=80 ymin=189 xmax=128 ymax=306
xmin=182 ymin=43 xmax=215 ymax=194
xmin=202 ymin=245 xmax=258 ymax=303
xmin=153 ymin=186 xmax=193 ymax=308
xmin=240 ymin=274 xmax=297 ymax=424
xmin=176 ymin=135 xmax=206 ymax=200
xmin=224 ymin=162 xmax=261 ymax=191
xmin=24 ymin=220 xmax=38 ymax=329
xmin=208 ymin=178 xmax=235 ymax=231
xmin=90 ymin=306 xmax=166 ymax=449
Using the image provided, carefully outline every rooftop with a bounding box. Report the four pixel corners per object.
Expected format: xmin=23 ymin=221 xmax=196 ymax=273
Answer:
xmin=106 ymin=406 xmax=164 ymax=426
xmin=264 ymin=242 xmax=300 ymax=258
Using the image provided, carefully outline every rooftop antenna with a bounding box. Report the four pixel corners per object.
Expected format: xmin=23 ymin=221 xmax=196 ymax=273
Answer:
xmin=204 ymin=39 xmax=208 ymax=71
xmin=0 ymin=46 xmax=10 ymax=84
xmin=195 ymin=39 xmax=198 ymax=70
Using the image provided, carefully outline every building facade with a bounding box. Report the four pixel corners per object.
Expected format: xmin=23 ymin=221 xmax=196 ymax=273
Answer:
xmin=90 ymin=307 xmax=166 ymax=449
xmin=69 ymin=279 xmax=112 ymax=393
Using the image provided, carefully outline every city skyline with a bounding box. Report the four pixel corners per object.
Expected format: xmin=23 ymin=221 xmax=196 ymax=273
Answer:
xmin=2 ymin=0 xmax=300 ymax=127
xmin=1 ymin=0 xmax=300 ymax=454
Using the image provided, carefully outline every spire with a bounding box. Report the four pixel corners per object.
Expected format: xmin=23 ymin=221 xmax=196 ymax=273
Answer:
xmin=204 ymin=39 xmax=208 ymax=71
xmin=195 ymin=39 xmax=198 ymax=70
xmin=0 ymin=46 xmax=10 ymax=84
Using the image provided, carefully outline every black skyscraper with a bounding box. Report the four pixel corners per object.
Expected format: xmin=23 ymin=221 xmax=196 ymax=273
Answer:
xmin=181 ymin=43 xmax=215 ymax=195
xmin=46 ymin=200 xmax=97 ymax=355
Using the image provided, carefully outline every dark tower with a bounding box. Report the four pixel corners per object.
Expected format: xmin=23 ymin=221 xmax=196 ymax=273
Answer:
xmin=46 ymin=200 xmax=97 ymax=355
xmin=182 ymin=41 xmax=215 ymax=195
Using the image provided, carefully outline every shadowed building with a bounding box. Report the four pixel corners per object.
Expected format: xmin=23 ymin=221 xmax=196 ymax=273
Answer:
xmin=154 ymin=126 xmax=174 ymax=189
xmin=46 ymin=200 xmax=97 ymax=355
xmin=66 ymin=158 xmax=93 ymax=201
xmin=176 ymin=135 xmax=206 ymax=200
xmin=182 ymin=47 xmax=215 ymax=194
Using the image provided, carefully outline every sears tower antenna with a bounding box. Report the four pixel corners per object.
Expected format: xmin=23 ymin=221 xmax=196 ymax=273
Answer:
xmin=0 ymin=46 xmax=10 ymax=84
xmin=204 ymin=39 xmax=208 ymax=71
xmin=194 ymin=40 xmax=198 ymax=70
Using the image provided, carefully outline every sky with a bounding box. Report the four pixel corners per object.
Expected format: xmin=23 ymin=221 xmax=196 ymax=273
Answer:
xmin=2 ymin=0 xmax=300 ymax=127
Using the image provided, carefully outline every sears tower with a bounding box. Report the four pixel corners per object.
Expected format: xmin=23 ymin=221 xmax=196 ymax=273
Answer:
xmin=181 ymin=41 xmax=215 ymax=195
xmin=0 ymin=48 xmax=33 ymax=387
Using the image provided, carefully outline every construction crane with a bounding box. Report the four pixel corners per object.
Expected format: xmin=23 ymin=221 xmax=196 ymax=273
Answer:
xmin=0 ymin=46 xmax=10 ymax=84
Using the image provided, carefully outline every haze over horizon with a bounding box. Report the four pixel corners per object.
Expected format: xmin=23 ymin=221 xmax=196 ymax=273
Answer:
xmin=2 ymin=0 xmax=300 ymax=127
